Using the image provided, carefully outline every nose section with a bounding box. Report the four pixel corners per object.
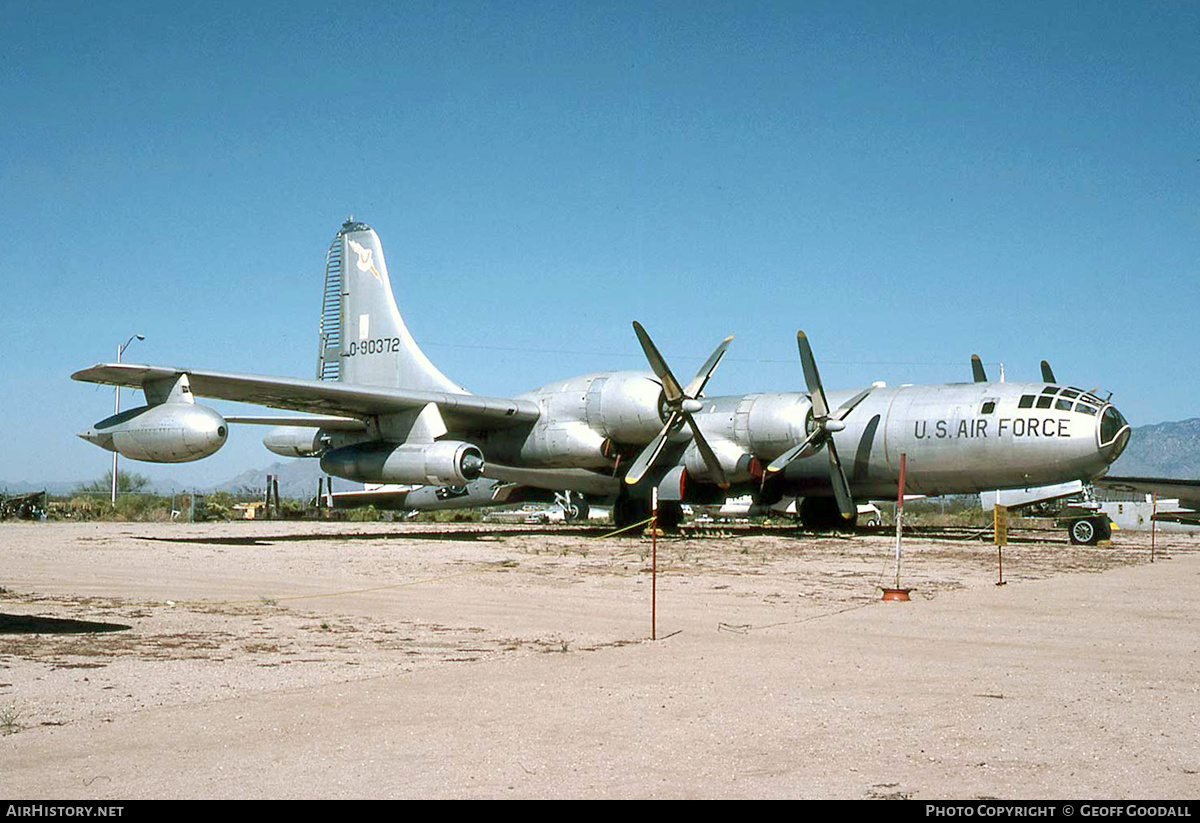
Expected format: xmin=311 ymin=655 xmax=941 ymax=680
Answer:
xmin=77 ymin=428 xmax=115 ymax=452
xmin=1098 ymin=404 xmax=1131 ymax=464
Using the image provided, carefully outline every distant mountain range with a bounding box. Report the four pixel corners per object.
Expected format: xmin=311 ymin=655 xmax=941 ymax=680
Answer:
xmin=209 ymin=459 xmax=363 ymax=499
xmin=1109 ymin=418 xmax=1200 ymax=479
xmin=3 ymin=459 xmax=361 ymax=500
xmin=6 ymin=418 xmax=1198 ymax=499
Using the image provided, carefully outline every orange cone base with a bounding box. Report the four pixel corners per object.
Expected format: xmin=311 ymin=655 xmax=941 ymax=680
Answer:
xmin=881 ymin=588 xmax=912 ymax=601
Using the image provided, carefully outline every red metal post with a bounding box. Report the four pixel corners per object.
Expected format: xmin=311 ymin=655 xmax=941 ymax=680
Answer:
xmin=651 ymin=487 xmax=658 ymax=641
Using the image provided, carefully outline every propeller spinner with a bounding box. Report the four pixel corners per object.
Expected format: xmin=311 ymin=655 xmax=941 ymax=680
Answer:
xmin=624 ymin=322 xmax=733 ymax=488
xmin=765 ymin=331 xmax=872 ymax=520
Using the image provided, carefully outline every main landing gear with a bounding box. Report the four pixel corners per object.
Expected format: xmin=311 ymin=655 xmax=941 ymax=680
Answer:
xmin=797 ymin=496 xmax=858 ymax=532
xmin=612 ymin=498 xmax=684 ymax=533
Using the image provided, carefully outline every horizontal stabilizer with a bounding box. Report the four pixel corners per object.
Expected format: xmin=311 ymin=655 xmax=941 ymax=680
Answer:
xmin=980 ymin=480 xmax=1084 ymax=510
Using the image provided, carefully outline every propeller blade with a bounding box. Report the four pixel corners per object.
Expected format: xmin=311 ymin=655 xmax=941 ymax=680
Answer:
xmin=1041 ymin=360 xmax=1057 ymax=383
xmin=684 ymin=412 xmax=728 ymax=488
xmin=971 ymin=355 xmax=987 ymax=383
xmin=624 ymin=413 xmax=678 ymax=486
xmin=766 ymin=427 xmax=824 ymax=474
xmin=825 ymin=438 xmax=856 ymax=520
xmin=797 ymin=331 xmax=830 ymax=419
xmin=683 ymin=335 xmax=734 ymax=399
xmin=832 ymin=386 xmax=873 ymax=421
xmin=632 ymin=322 xmax=684 ymax=403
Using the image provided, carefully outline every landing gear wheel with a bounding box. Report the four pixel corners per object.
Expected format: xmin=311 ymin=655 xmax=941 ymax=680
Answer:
xmin=563 ymin=498 xmax=590 ymax=522
xmin=654 ymin=501 xmax=684 ymax=533
xmin=798 ymin=496 xmax=857 ymax=532
xmin=613 ymin=498 xmax=651 ymax=532
xmin=1069 ymin=516 xmax=1109 ymax=546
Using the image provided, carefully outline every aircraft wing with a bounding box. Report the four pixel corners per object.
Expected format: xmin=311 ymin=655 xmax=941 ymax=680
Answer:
xmin=1151 ymin=510 xmax=1200 ymax=526
xmin=1095 ymin=476 xmax=1200 ymax=510
xmin=482 ymin=463 xmax=622 ymax=497
xmin=71 ymin=363 xmax=540 ymax=431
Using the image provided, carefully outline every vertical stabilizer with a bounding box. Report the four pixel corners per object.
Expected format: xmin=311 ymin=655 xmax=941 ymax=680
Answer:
xmin=317 ymin=220 xmax=467 ymax=393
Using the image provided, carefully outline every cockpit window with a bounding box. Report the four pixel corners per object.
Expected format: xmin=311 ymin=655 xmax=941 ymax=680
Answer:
xmin=1018 ymin=395 xmax=1035 ymax=409
xmin=1061 ymin=388 xmax=1080 ymax=399
xmin=1055 ymin=398 xmax=1073 ymax=411
xmin=1100 ymin=405 xmax=1129 ymax=446
xmin=1036 ymin=396 xmax=1053 ymax=409
xmin=1041 ymin=385 xmax=1059 ymax=395
xmin=1077 ymin=404 xmax=1097 ymax=416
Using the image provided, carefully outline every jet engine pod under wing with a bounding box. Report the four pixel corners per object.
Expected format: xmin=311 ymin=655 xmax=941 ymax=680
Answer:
xmin=320 ymin=440 xmax=485 ymax=486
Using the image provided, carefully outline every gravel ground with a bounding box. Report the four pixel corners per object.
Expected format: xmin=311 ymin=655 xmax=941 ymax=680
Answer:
xmin=1 ymin=520 xmax=1197 ymax=798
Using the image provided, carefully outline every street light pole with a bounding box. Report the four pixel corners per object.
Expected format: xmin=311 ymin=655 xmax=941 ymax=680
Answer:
xmin=111 ymin=333 xmax=144 ymax=505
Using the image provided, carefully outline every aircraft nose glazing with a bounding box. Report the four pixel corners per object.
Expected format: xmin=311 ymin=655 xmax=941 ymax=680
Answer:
xmin=1097 ymin=404 xmax=1131 ymax=464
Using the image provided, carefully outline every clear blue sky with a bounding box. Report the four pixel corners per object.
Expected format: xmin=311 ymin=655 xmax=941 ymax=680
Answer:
xmin=2 ymin=0 xmax=1197 ymax=486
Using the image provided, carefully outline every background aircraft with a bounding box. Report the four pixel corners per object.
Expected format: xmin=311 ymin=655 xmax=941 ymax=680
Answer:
xmin=320 ymin=479 xmax=591 ymax=522
xmin=1094 ymin=476 xmax=1200 ymax=531
xmin=75 ymin=220 xmax=1132 ymax=532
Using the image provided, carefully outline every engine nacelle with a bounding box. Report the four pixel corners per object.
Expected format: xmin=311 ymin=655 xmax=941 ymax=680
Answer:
xmin=78 ymin=402 xmax=228 ymax=463
xmin=584 ymin=372 xmax=668 ymax=443
xmin=682 ymin=438 xmax=754 ymax=485
xmin=262 ymin=426 xmax=366 ymax=458
xmin=320 ymin=440 xmax=485 ymax=485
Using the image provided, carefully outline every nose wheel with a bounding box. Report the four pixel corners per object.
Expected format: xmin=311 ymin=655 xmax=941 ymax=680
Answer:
xmin=1068 ymin=515 xmax=1110 ymax=545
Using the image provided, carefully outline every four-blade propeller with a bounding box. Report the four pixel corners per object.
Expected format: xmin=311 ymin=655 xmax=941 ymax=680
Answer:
xmin=765 ymin=331 xmax=872 ymax=520
xmin=624 ymin=322 xmax=733 ymax=488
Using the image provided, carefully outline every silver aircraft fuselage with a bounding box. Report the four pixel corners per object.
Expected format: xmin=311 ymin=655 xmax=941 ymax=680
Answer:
xmin=470 ymin=372 xmax=1129 ymax=501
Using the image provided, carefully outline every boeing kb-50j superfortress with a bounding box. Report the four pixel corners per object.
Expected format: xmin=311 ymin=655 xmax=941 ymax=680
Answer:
xmin=75 ymin=219 xmax=1132 ymax=533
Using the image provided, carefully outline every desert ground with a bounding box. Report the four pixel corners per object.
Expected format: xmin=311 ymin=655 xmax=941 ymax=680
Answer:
xmin=1 ymin=519 xmax=1197 ymax=799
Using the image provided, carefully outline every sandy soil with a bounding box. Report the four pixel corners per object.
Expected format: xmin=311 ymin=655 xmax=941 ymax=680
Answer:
xmin=1 ymin=520 xmax=1197 ymax=799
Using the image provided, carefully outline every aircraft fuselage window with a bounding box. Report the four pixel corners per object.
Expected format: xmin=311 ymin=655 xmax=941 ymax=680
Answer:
xmin=981 ymin=400 xmax=997 ymax=414
xmin=1100 ymin=406 xmax=1129 ymax=446
xmin=1018 ymin=395 xmax=1035 ymax=409
xmin=1036 ymin=396 xmax=1054 ymax=409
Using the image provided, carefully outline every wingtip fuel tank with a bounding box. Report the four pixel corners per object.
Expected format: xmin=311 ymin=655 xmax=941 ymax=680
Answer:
xmin=79 ymin=403 xmax=228 ymax=463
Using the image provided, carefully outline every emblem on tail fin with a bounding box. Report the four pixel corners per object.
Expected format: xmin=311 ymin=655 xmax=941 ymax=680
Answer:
xmin=347 ymin=237 xmax=382 ymax=281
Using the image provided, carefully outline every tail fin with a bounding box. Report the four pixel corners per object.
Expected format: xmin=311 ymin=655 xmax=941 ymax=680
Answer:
xmin=316 ymin=220 xmax=466 ymax=393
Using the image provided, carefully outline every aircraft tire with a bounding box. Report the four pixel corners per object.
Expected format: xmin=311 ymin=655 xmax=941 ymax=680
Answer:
xmin=613 ymin=498 xmax=651 ymax=532
xmin=1068 ymin=516 xmax=1105 ymax=546
xmin=798 ymin=496 xmax=857 ymax=532
xmin=564 ymin=498 xmax=590 ymax=522
xmin=655 ymin=502 xmax=684 ymax=533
